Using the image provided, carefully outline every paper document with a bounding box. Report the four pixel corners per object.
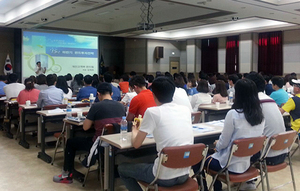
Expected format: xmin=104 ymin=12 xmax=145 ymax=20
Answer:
xmin=193 ymin=124 xmax=215 ymax=133
xmin=146 ymin=134 xmax=154 ymax=138
xmin=47 ymin=108 xmax=64 ymax=114
xmin=205 ymin=120 xmax=225 ymax=127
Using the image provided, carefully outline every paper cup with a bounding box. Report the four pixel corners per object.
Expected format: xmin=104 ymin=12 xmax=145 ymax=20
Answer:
xmin=26 ymin=100 xmax=31 ymax=106
xmin=215 ymin=102 xmax=220 ymax=108
xmin=77 ymin=111 xmax=83 ymax=118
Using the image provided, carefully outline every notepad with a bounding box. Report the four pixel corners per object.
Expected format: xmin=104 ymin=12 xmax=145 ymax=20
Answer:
xmin=146 ymin=134 xmax=154 ymax=138
xmin=67 ymin=116 xmax=86 ymax=122
xmin=193 ymin=124 xmax=215 ymax=133
xmin=47 ymin=108 xmax=64 ymax=113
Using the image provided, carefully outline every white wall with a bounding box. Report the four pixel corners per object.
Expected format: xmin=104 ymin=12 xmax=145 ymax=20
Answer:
xmin=239 ymin=33 xmax=253 ymax=73
xmin=147 ymin=39 xmax=186 ymax=73
xmin=218 ymin=37 xmax=226 ymax=73
xmin=283 ymin=29 xmax=300 ymax=74
xmin=186 ymin=39 xmax=196 ymax=73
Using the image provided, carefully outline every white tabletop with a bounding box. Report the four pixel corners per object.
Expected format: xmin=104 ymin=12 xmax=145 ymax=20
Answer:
xmin=199 ymin=103 xmax=232 ymax=111
xmin=100 ymin=123 xmax=223 ymax=150
xmin=19 ymin=104 xmax=38 ymax=109
xmin=37 ymin=107 xmax=90 ymax=116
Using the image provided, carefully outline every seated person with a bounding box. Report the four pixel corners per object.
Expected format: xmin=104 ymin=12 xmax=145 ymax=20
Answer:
xmin=17 ymin=78 xmax=40 ymax=112
xmin=187 ymin=78 xmax=198 ymax=96
xmin=270 ymin=76 xmax=289 ymax=106
xmin=227 ymin=74 xmax=239 ymax=100
xmin=35 ymin=74 xmax=48 ymax=91
xmin=71 ymin=74 xmax=84 ymax=96
xmin=280 ymin=79 xmax=300 ymax=132
xmin=190 ymin=80 xmax=212 ymax=112
xmin=196 ymin=79 xmax=265 ymax=191
xmin=104 ymin=72 xmax=121 ymax=101
xmin=119 ymin=74 xmax=129 ymax=94
xmin=76 ymin=75 xmax=97 ymax=101
xmin=118 ymin=77 xmax=193 ymax=190
xmin=0 ymin=75 xmax=7 ymax=95
xmin=126 ymin=76 xmax=156 ymax=121
xmin=3 ymin=73 xmax=25 ymax=100
xmin=212 ymin=80 xmax=228 ymax=103
xmin=53 ymin=83 xmax=125 ymax=183
xmin=37 ymin=74 xmax=63 ymax=108
xmin=56 ymin=76 xmax=73 ymax=99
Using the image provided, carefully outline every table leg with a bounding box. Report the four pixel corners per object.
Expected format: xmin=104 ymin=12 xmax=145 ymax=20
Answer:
xmin=19 ymin=109 xmax=29 ymax=149
xmin=37 ymin=116 xmax=52 ymax=163
xmin=201 ymin=110 xmax=206 ymax=123
xmin=5 ymin=104 xmax=13 ymax=139
xmin=108 ymin=146 xmax=115 ymax=191
xmin=104 ymin=146 xmax=109 ymax=190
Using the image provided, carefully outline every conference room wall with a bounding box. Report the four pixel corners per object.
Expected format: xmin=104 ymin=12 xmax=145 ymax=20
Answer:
xmin=124 ymin=38 xmax=147 ymax=73
xmin=0 ymin=27 xmax=15 ymax=75
xmin=283 ymin=29 xmax=300 ymax=74
xmin=147 ymin=39 xmax=187 ymax=74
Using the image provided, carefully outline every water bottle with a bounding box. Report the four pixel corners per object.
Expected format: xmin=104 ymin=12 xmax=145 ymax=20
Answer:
xmin=89 ymin=93 xmax=95 ymax=107
xmin=66 ymin=102 xmax=72 ymax=117
xmin=120 ymin=116 xmax=127 ymax=141
xmin=229 ymin=91 xmax=233 ymax=105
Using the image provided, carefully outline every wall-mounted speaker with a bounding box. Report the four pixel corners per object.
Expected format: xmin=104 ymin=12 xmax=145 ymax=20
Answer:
xmin=155 ymin=46 xmax=164 ymax=59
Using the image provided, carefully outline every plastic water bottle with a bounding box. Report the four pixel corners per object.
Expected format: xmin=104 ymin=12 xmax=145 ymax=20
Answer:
xmin=229 ymin=91 xmax=233 ymax=105
xmin=120 ymin=116 xmax=127 ymax=141
xmin=89 ymin=93 xmax=95 ymax=107
xmin=66 ymin=102 xmax=72 ymax=117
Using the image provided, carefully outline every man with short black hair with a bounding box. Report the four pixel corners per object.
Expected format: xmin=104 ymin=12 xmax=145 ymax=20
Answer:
xmin=270 ymin=76 xmax=289 ymax=106
xmin=104 ymin=72 xmax=121 ymax=101
xmin=126 ymin=76 xmax=156 ymax=121
xmin=76 ymin=75 xmax=97 ymax=101
xmin=53 ymin=82 xmax=125 ymax=184
xmin=37 ymin=74 xmax=63 ymax=108
xmin=227 ymin=74 xmax=239 ymax=99
xmin=35 ymin=61 xmax=46 ymax=75
xmin=3 ymin=73 xmax=25 ymax=100
xmin=118 ymin=77 xmax=193 ymax=190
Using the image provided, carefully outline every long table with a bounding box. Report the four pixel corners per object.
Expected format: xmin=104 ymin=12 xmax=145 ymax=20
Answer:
xmin=100 ymin=123 xmax=223 ymax=191
xmin=36 ymin=107 xmax=90 ymax=163
xmin=199 ymin=103 xmax=231 ymax=122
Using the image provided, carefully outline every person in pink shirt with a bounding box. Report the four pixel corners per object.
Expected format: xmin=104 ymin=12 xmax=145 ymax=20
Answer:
xmin=212 ymin=80 xmax=228 ymax=103
xmin=17 ymin=78 xmax=40 ymax=113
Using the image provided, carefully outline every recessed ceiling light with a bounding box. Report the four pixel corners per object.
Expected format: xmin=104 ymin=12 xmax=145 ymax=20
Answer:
xmin=270 ymin=13 xmax=274 ymax=14
xmin=241 ymin=7 xmax=246 ymax=9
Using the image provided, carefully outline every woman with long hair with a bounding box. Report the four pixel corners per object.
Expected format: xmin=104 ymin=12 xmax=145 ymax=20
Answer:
xmin=197 ymin=79 xmax=265 ymax=191
xmin=56 ymin=76 xmax=72 ymax=99
xmin=71 ymin=74 xmax=83 ymax=95
xmin=17 ymin=78 xmax=40 ymax=112
xmin=190 ymin=80 xmax=212 ymax=112
xmin=212 ymin=80 xmax=228 ymax=103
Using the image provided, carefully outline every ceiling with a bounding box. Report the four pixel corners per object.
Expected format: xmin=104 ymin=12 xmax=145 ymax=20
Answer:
xmin=2 ymin=0 xmax=300 ymax=39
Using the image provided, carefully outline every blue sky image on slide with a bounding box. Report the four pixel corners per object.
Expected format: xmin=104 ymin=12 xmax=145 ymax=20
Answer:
xmin=23 ymin=31 xmax=97 ymax=49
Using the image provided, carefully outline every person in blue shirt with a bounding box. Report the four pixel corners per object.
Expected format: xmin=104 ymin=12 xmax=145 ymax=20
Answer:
xmin=76 ymin=75 xmax=97 ymax=101
xmin=270 ymin=76 xmax=289 ymax=106
xmin=0 ymin=75 xmax=7 ymax=95
xmin=104 ymin=72 xmax=121 ymax=101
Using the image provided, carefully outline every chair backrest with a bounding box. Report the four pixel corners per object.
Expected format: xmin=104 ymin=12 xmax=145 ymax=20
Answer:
xmin=43 ymin=104 xmax=67 ymax=110
xmin=102 ymin=124 xmax=115 ymax=136
xmin=160 ymin=143 xmax=207 ymax=169
xmin=232 ymin=136 xmax=266 ymax=157
xmin=270 ymin=130 xmax=297 ymax=151
xmin=73 ymin=102 xmax=90 ymax=108
xmin=9 ymin=97 xmax=17 ymax=101
xmin=191 ymin=112 xmax=201 ymax=124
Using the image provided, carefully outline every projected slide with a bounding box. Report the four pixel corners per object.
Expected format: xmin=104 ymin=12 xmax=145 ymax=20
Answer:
xmin=22 ymin=31 xmax=98 ymax=78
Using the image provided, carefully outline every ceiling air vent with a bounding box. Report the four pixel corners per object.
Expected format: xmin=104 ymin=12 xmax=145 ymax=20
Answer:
xmin=71 ymin=0 xmax=103 ymax=7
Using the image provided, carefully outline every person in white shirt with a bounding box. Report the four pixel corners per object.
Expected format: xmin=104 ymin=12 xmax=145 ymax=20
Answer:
xmin=190 ymin=79 xmax=212 ymax=112
xmin=118 ymin=77 xmax=193 ymax=191
xmin=3 ymin=73 xmax=25 ymax=100
xmin=199 ymin=78 xmax=265 ymax=191
xmin=35 ymin=61 xmax=46 ymax=75
xmin=56 ymin=76 xmax=73 ymax=99
xmin=227 ymin=74 xmax=239 ymax=100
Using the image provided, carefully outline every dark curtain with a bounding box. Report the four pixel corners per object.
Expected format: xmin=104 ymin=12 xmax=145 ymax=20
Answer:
xmin=201 ymin=38 xmax=218 ymax=73
xmin=258 ymin=31 xmax=283 ymax=75
xmin=226 ymin=36 xmax=239 ymax=74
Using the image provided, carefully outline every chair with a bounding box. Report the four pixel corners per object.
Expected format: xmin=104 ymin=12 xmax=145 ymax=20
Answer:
xmin=82 ymin=123 xmax=115 ymax=188
xmin=138 ymin=143 xmax=208 ymax=191
xmin=73 ymin=102 xmax=90 ymax=108
xmin=43 ymin=104 xmax=67 ymax=110
xmin=191 ymin=112 xmax=202 ymax=124
xmin=51 ymin=111 xmax=89 ymax=165
xmin=207 ymin=136 xmax=266 ymax=191
xmin=258 ymin=130 xmax=297 ymax=191
xmin=290 ymin=128 xmax=300 ymax=157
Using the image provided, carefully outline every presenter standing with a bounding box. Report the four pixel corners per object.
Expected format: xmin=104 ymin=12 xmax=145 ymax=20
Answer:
xmin=35 ymin=61 xmax=46 ymax=75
